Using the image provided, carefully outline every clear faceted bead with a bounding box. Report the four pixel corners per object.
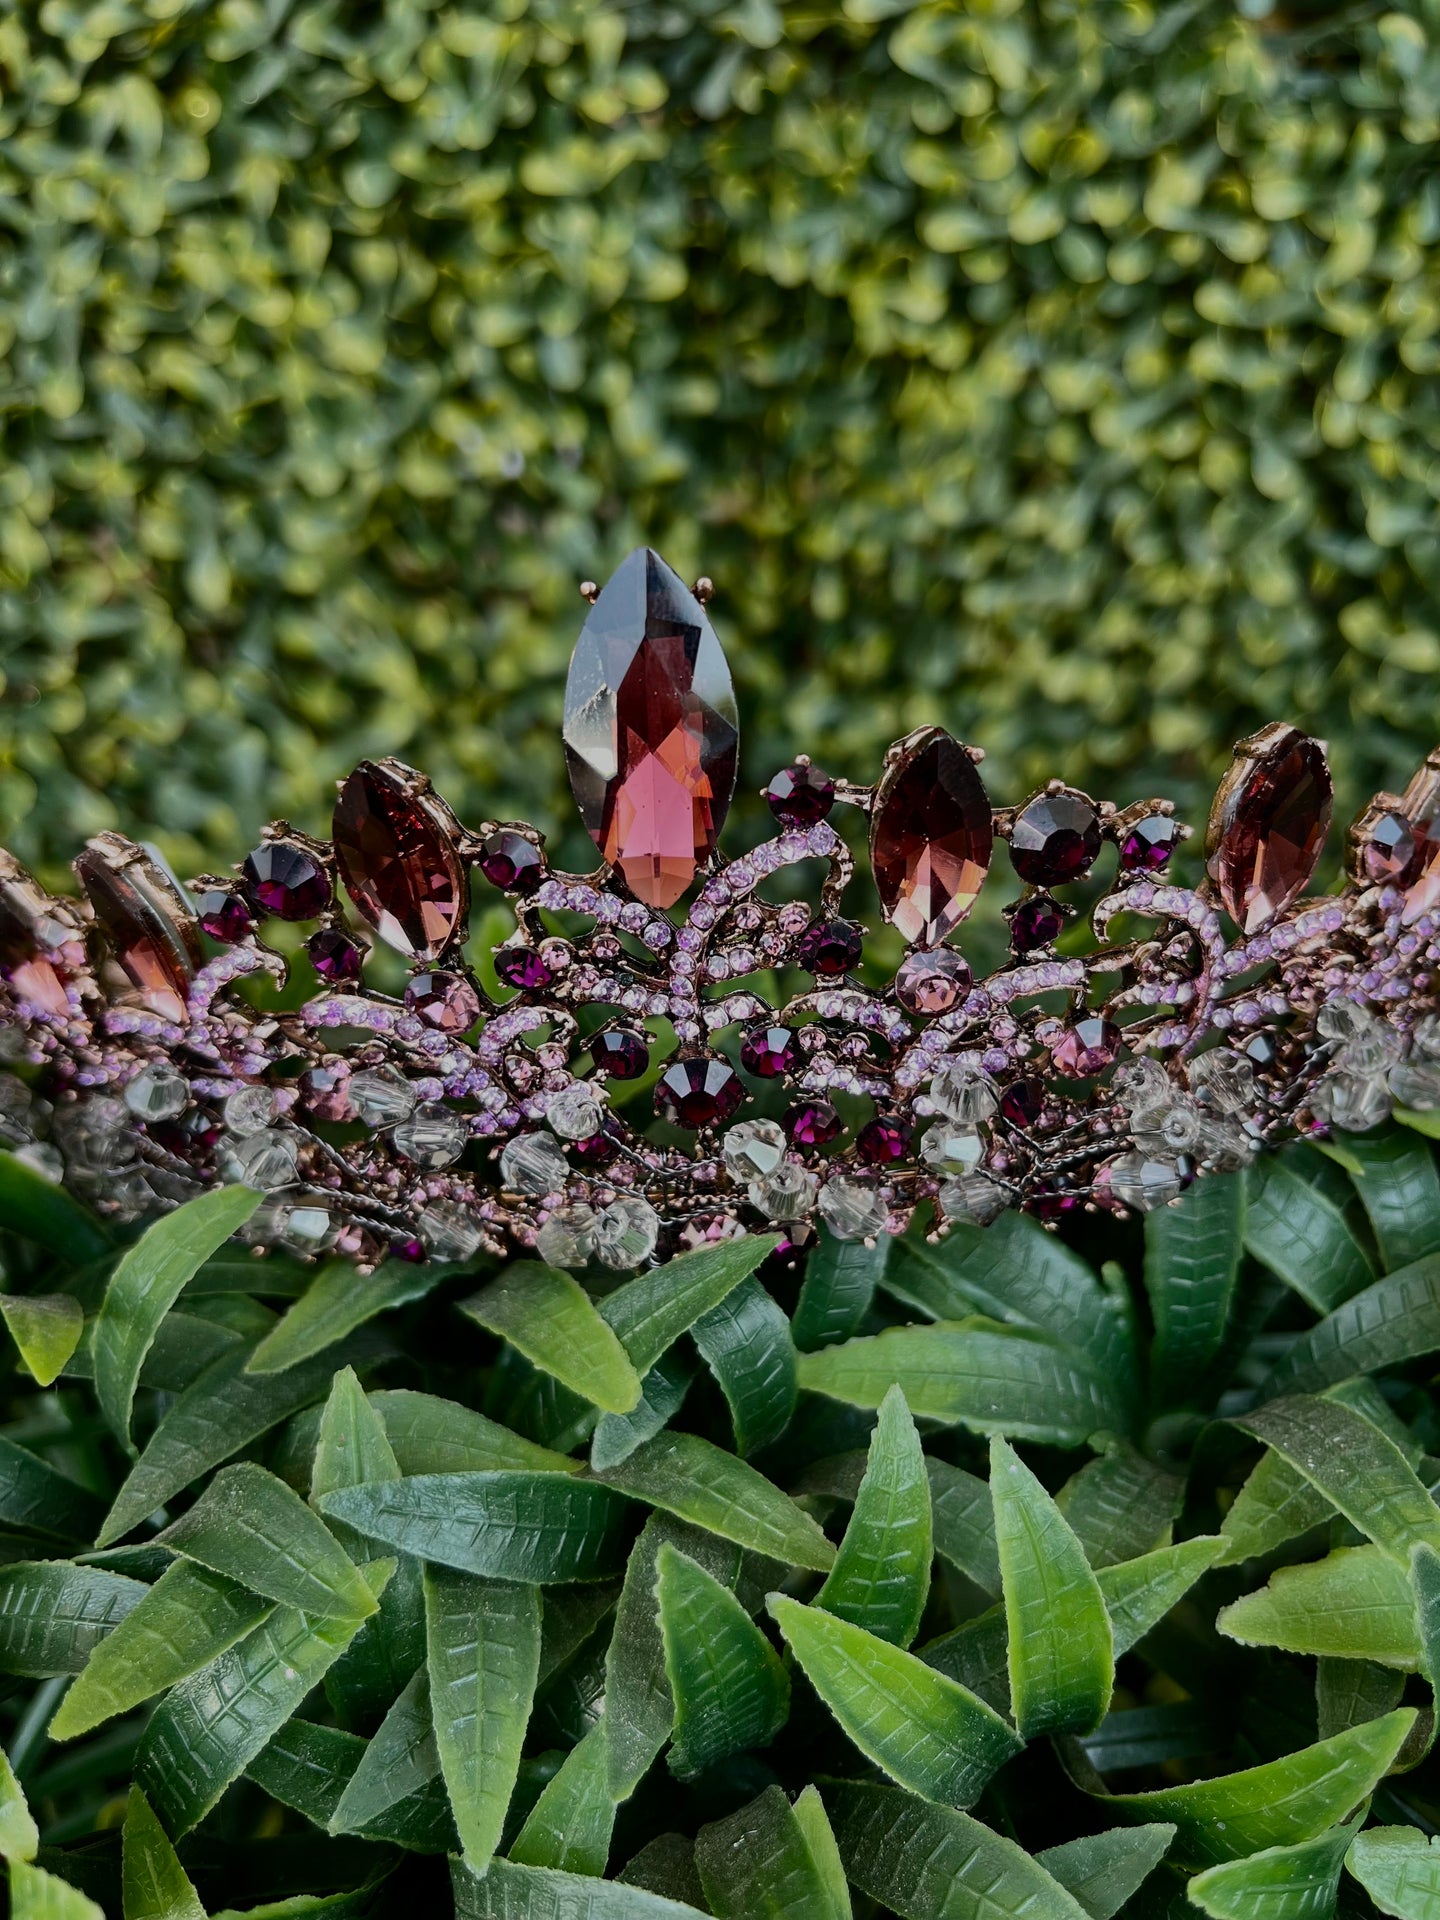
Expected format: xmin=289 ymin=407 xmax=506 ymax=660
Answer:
xmin=53 ymin=1097 xmax=135 ymax=1171
xmin=96 ymin=1169 xmax=156 ymax=1220
xmin=1317 ymin=1002 xmax=1401 ymax=1075
xmin=1196 ymin=1115 xmax=1257 ymax=1171
xmin=349 ymin=1065 xmax=417 ymax=1128
xmin=224 ymin=1084 xmax=278 ymax=1136
xmin=594 ymin=1194 xmax=660 ymax=1269
xmin=1130 ymin=1095 xmax=1202 ymax=1155
xmin=230 ymin=1128 xmax=301 ymax=1190
xmin=1412 ymin=1014 xmax=1440 ymax=1062
xmin=930 ymin=1056 xmax=999 ymax=1124
xmin=1391 ymin=1058 xmax=1440 ymax=1111
xmin=1112 ymin=1055 xmax=1171 ymax=1112
xmin=14 ymin=1141 xmax=64 ymax=1184
xmin=250 ymin=1195 xmax=334 ymax=1254
xmin=536 ymin=1203 xmax=599 ymax=1268
xmin=748 ymin=1161 xmax=816 ymax=1222
xmin=1106 ymin=1153 xmax=1183 ymax=1211
xmin=818 ymin=1176 xmax=889 ymax=1241
xmin=1314 ymin=1068 xmax=1392 ymax=1132
xmin=123 ymin=1065 xmax=190 ymax=1122
xmin=546 ymin=1084 xmax=607 ymax=1143
xmin=1188 ymin=1049 xmax=1256 ymax=1115
xmin=938 ymin=1170 xmax=1008 ymax=1226
xmin=392 ymin=1102 xmax=468 ymax=1168
xmin=499 ymin=1130 xmax=570 ymax=1196
xmin=722 ymin=1118 xmax=788 ymax=1181
xmin=0 ymin=1076 xmax=33 ymax=1144
xmin=921 ymin=1125 xmax=985 ymax=1174
xmin=418 ymin=1199 xmax=485 ymax=1262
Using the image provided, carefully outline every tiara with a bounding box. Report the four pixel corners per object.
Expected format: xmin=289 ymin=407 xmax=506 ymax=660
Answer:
xmin=0 ymin=546 xmax=1437 ymax=1273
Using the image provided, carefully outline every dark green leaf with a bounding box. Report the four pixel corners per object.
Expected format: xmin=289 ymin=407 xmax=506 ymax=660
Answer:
xmin=1343 ymin=1131 xmax=1440 ymax=1271
xmin=1245 ymin=1155 xmax=1375 ymax=1312
xmin=1055 ymin=1443 xmax=1183 ymax=1569
xmin=1144 ymin=1173 xmax=1244 ymax=1406
xmin=371 ymin=1389 xmax=578 ymax=1476
xmin=0 ymin=1150 xmax=110 ymax=1265
xmin=121 ymin=1784 xmax=205 ymax=1920
xmin=1316 ymin=1658 xmax=1406 ymax=1740
xmin=690 ymin=1275 xmax=797 ymax=1456
xmin=246 ymin=1257 xmax=446 ymax=1375
xmin=695 ymin=1785 xmax=849 ymax=1920
xmin=816 ymin=1384 xmax=931 ymax=1647
xmin=0 ymin=1561 xmax=146 ymax=1678
xmin=792 ymin=1231 xmax=885 ymax=1352
xmin=1188 ymin=1816 xmax=1362 ymax=1920
xmin=453 ymin=1858 xmax=706 ymax=1918
xmin=600 ymin=1234 xmax=783 ymax=1375
xmin=591 ymin=1352 xmax=694 ymax=1474
xmin=1263 ymin=1255 xmax=1440 ymax=1399
xmin=0 ymin=1435 xmax=106 ymax=1543
xmin=245 ymin=1715 xmax=454 ymax=1852
xmin=597 ymin=1432 xmax=833 ymax=1571
xmin=656 ymin=1543 xmax=788 ymax=1780
xmin=462 ymin=1261 xmax=643 ymax=1414
xmin=1036 ymin=1826 xmax=1175 ymax=1920
xmin=508 ymin=1721 xmax=614 ymax=1876
xmin=328 ymin=1665 xmax=439 ymax=1835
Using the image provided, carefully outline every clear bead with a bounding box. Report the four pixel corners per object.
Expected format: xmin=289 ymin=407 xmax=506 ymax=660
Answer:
xmin=254 ymin=1196 xmax=335 ymax=1255
xmin=722 ymin=1118 xmax=788 ymax=1180
xmin=0 ymin=1025 xmax=30 ymax=1062
xmin=1314 ymin=1068 xmax=1392 ymax=1133
xmin=224 ymin=1084 xmax=277 ymax=1136
xmin=594 ymin=1195 xmax=660 ymax=1269
xmin=546 ymin=1084 xmax=607 ymax=1142
xmin=52 ymin=1097 xmax=135 ymax=1170
xmin=123 ymin=1065 xmax=189 ymax=1122
xmin=1196 ymin=1115 xmax=1257 ymax=1171
xmin=418 ymin=1199 xmax=485 ymax=1262
xmin=1111 ymin=1055 xmax=1170 ymax=1112
xmin=1188 ymin=1050 xmax=1256 ymax=1115
xmin=392 ymin=1102 xmax=468 ymax=1169
xmin=818 ymin=1176 xmax=889 ymax=1241
xmin=1391 ymin=1058 xmax=1440 ymax=1111
xmin=349 ymin=1066 xmax=417 ymax=1128
xmin=1412 ymin=1014 xmax=1440 ymax=1062
xmin=536 ymin=1203 xmax=599 ymax=1268
xmin=0 ymin=1075 xmax=33 ymax=1144
xmin=1106 ymin=1153 xmax=1183 ymax=1212
xmin=96 ymin=1169 xmax=157 ymax=1221
xmin=499 ymin=1130 xmax=570 ymax=1196
xmin=229 ymin=1128 xmax=301 ymax=1190
xmin=1318 ymin=1002 xmax=1401 ymax=1075
xmin=930 ymin=1056 xmax=1000 ymax=1124
xmin=1130 ymin=1095 xmax=1202 ymax=1155
xmin=748 ymin=1161 xmax=816 ymax=1222
xmin=938 ymin=1170 xmax=1008 ymax=1226
xmin=920 ymin=1125 xmax=985 ymax=1174
xmin=13 ymin=1141 xmax=64 ymax=1184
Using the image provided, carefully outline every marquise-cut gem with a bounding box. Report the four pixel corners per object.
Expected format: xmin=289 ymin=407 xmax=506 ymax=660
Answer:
xmin=75 ymin=836 xmax=201 ymax=1023
xmin=0 ymin=856 xmax=82 ymax=1017
xmin=1207 ymin=724 xmax=1333 ymax=935
xmin=333 ymin=761 xmax=466 ymax=961
xmin=1400 ymin=753 xmax=1440 ymax=926
xmin=871 ymin=730 xmax=991 ymax=948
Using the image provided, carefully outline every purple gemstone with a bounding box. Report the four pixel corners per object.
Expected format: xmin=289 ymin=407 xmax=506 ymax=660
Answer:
xmin=307 ymin=928 xmax=365 ymax=982
xmin=796 ymin=919 xmax=863 ymax=976
xmin=197 ymin=887 xmax=253 ymax=944
xmin=740 ymin=1025 xmax=801 ymax=1078
xmin=1050 ymin=1016 xmax=1121 ymax=1078
xmin=857 ymin=1116 xmax=910 ymax=1166
xmin=1010 ymin=895 xmax=1065 ymax=954
xmin=495 ymin=947 xmax=553 ymax=992
xmin=1000 ymin=1078 xmax=1044 ymax=1128
xmin=479 ymin=830 xmax=544 ymax=895
xmin=1009 ymin=793 xmax=1102 ymax=887
xmin=654 ymin=1057 xmax=744 ymax=1129
xmin=784 ymin=1099 xmax=842 ymax=1147
xmin=572 ymin=1120 xmax=621 ymax=1166
xmin=1120 ymin=815 xmax=1180 ymax=874
xmin=895 ymin=948 xmax=972 ymax=1016
xmin=591 ymin=1029 xmax=649 ymax=1079
xmin=766 ymin=762 xmax=836 ymax=827
xmin=405 ymin=969 xmax=482 ymax=1032
xmin=1034 ymin=1191 xmax=1080 ymax=1221
xmin=299 ymin=1058 xmax=355 ymax=1122
xmin=243 ymin=842 xmax=332 ymax=921
xmin=390 ymin=1236 xmax=427 ymax=1264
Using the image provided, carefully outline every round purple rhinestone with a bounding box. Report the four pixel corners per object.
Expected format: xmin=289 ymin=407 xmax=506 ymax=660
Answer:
xmin=999 ymin=1078 xmax=1045 ymax=1128
xmin=495 ymin=946 xmax=553 ymax=992
xmin=242 ymin=841 xmax=332 ymax=921
xmin=1010 ymin=895 xmax=1065 ymax=954
xmin=1034 ymin=1191 xmax=1080 ymax=1221
xmin=390 ymin=1236 xmax=427 ymax=1264
xmin=572 ymin=1120 xmax=621 ymax=1166
xmin=784 ymin=1098 xmax=842 ymax=1147
xmin=740 ymin=1024 xmax=801 ymax=1078
xmin=655 ymin=1057 xmax=744 ymax=1129
xmin=895 ymin=948 xmax=972 ymax=1016
xmin=405 ymin=970 xmax=482 ymax=1032
xmin=857 ymin=1115 xmax=910 ymax=1166
xmin=478 ymin=829 xmax=543 ymax=895
xmin=796 ymin=919 xmax=863 ymax=976
xmin=591 ymin=1029 xmax=649 ymax=1079
xmin=197 ymin=887 xmax=253 ymax=944
xmin=1009 ymin=794 xmax=1102 ymax=887
xmin=766 ymin=762 xmax=836 ymax=828
xmin=1120 ymin=814 xmax=1181 ymax=874
xmin=307 ymin=928 xmax=365 ymax=982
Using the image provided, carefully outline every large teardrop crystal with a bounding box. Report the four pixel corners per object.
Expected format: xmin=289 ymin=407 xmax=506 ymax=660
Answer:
xmin=1399 ymin=747 xmax=1440 ymax=927
xmin=0 ymin=852 xmax=85 ymax=1017
xmin=563 ymin=549 xmax=739 ymax=910
xmin=74 ymin=834 xmax=202 ymax=1022
xmin=870 ymin=729 xmax=992 ymax=947
xmin=333 ymin=760 xmax=467 ymax=961
xmin=1207 ymin=723 xmax=1332 ymax=935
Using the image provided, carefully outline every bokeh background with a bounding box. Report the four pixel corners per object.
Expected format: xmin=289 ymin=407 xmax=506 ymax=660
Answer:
xmin=3 ymin=0 xmax=1439 ymax=899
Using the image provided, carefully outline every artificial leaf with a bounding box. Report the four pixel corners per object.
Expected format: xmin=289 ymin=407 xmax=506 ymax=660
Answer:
xmin=1 ymin=1294 xmax=84 ymax=1388
xmin=0 ymin=1748 xmax=37 ymax=1864
xmin=1218 ymin=1545 xmax=1421 ymax=1668
xmin=328 ymin=1665 xmax=439 ymax=1835
xmin=1317 ymin=1658 xmax=1406 ymax=1740
xmin=9 ymin=1861 xmax=106 ymax=1920
xmin=926 ymin=1459 xmax=1001 ymax=1594
xmin=0 ymin=1561 xmax=146 ymax=1678
xmin=246 ymin=1257 xmax=446 ymax=1375
xmin=591 ymin=1352 xmax=694 ymax=1473
xmin=599 ymin=1233 xmax=782 ymax=1375
xmin=1264 ymin=1254 xmax=1440 ymax=1400
xmin=1347 ymin=1826 xmax=1440 ymax=1919
xmin=816 ymin=1383 xmax=931 ymax=1647
xmin=695 ymin=1785 xmax=849 ymax=1920
xmin=0 ymin=1435 xmax=107 ymax=1543
xmin=792 ymin=1231 xmax=885 ymax=1351
xmin=371 ymin=1389 xmax=579 ymax=1475
xmin=656 ymin=1543 xmax=789 ymax=1779
xmin=0 ymin=1150 xmax=110 ymax=1264
xmin=1055 ymin=1443 xmax=1183 ymax=1569
xmin=508 ymin=1720 xmax=615 ymax=1876
xmin=690 ymin=1275 xmax=797 ymax=1456
xmin=122 ymin=1785 xmax=205 ymax=1920
xmin=1219 ymin=1449 xmax=1336 ymax=1568
xmin=462 ymin=1261 xmax=643 ymax=1413
xmin=597 ymin=1432 xmax=833 ymax=1571
xmin=1343 ymin=1130 xmax=1440 ymax=1271
xmin=1144 ymin=1172 xmax=1244 ymax=1407
xmin=1188 ymin=1815 xmax=1362 ymax=1920
xmin=1245 ymin=1156 xmax=1374 ymax=1313
xmin=1036 ymin=1826 xmax=1175 ymax=1920
xmin=246 ymin=1715 xmax=453 ymax=1852
xmin=453 ymin=1858 xmax=706 ymax=1917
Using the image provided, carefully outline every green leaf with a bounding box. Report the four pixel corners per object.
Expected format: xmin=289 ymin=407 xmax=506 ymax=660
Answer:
xmin=1054 ymin=1442 xmax=1183 ymax=1569
xmin=246 ymin=1256 xmax=446 ymax=1375
xmin=371 ymin=1388 xmax=578 ymax=1475
xmin=1263 ymin=1254 xmax=1440 ymax=1398
xmin=600 ymin=1233 xmax=782 ymax=1375
xmin=1343 ymin=1129 xmax=1440 ymax=1270
xmin=121 ymin=1785 xmax=205 ymax=1920
xmin=1348 ymin=1826 xmax=1440 ymax=1919
xmin=155 ymin=1462 xmax=375 ymax=1618
xmin=0 ymin=1561 xmax=146 ymax=1678
xmin=1245 ymin=1154 xmax=1374 ymax=1312
xmin=0 ymin=1149 xmax=110 ymax=1264
xmin=769 ymin=1594 xmax=1022 ymax=1808
xmin=816 ymin=1383 xmax=931 ymax=1647
xmin=1410 ymin=1541 xmax=1440 ymax=1695
xmin=98 ymin=1342 xmax=355 ymax=1547
xmin=825 ymin=1779 xmax=1090 ymax=1920
xmin=1 ymin=1294 xmax=84 ymax=1388
xmin=311 ymin=1366 xmax=401 ymax=1507
xmin=425 ymin=1565 xmax=540 ymax=1875
xmin=1036 ymin=1826 xmax=1175 ymax=1920
xmin=462 ymin=1261 xmax=643 ymax=1413
xmin=0 ymin=1434 xmax=107 ymax=1543
xmin=453 ymin=1858 xmax=706 ymax=1918
xmin=509 ymin=1720 xmax=615 ymax=1876
xmin=690 ymin=1275 xmax=797 ymax=1456
xmin=319 ymin=1471 xmax=631 ymax=1582
xmin=1219 ymin=1449 xmax=1336 ymax=1567
xmin=1188 ymin=1816 xmax=1363 ymax=1920
xmin=1097 ymin=1707 xmax=1415 ymax=1867
xmin=1218 ymin=1545 xmax=1421 ymax=1667
xmin=10 ymin=1860 xmax=106 ymax=1920
xmin=0 ymin=1747 xmax=37 ymax=1864
xmin=246 ymin=1715 xmax=454 ymax=1852
xmin=926 ymin=1460 xmax=1001 ymax=1593
xmin=695 ymin=1785 xmax=850 ymax=1920
xmin=1143 ymin=1172 xmax=1244 ymax=1406
xmin=1397 ymin=1108 xmax=1440 ymax=1141
xmin=92 ymin=1185 xmax=262 ymax=1452
xmin=328 ymin=1665 xmax=439 ymax=1834
xmin=792 ymin=1231 xmax=885 ymax=1352
xmin=991 ymin=1436 xmax=1113 ymax=1738
xmin=591 ymin=1351 xmax=693 ymax=1473
xmin=50 ymin=1560 xmax=273 ymax=1740
xmin=791 ymin=1786 xmax=852 ymax=1920
xmin=656 ymin=1543 xmax=789 ymax=1780
xmin=135 ymin=1562 xmax=391 ymax=1835
xmin=1316 ymin=1658 xmax=1406 ymax=1740
xmin=597 ymin=1432 xmax=834 ymax=1571
xmin=617 ymin=1836 xmax=707 ymax=1903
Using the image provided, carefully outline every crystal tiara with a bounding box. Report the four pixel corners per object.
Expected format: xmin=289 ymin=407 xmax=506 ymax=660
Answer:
xmin=1 ymin=545 xmax=1437 ymax=1273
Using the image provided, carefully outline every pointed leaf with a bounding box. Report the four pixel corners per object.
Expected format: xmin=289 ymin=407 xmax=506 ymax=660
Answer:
xmin=599 ymin=1233 xmax=782 ymax=1375
xmin=1220 ymin=1449 xmax=1335 ymax=1567
xmin=246 ymin=1715 xmax=453 ymax=1852
xmin=122 ymin=1785 xmax=205 ymax=1920
xmin=656 ymin=1544 xmax=788 ymax=1780
xmin=10 ymin=1861 xmax=105 ymax=1920
xmin=1097 ymin=1536 xmax=1226 ymax=1653
xmin=792 ymin=1786 xmax=851 ymax=1920
xmin=1245 ymin=1155 xmax=1374 ymax=1312
xmin=1263 ymin=1254 xmax=1440 ymax=1398
xmin=1343 ymin=1129 xmax=1440 ymax=1270
xmin=927 ymin=1459 xmax=1001 ymax=1593
xmin=509 ymin=1721 xmax=615 ymax=1876
xmin=793 ymin=1231 xmax=885 ymax=1351
xmin=0 ymin=1149 xmax=110 ymax=1263
xmin=1036 ymin=1827 xmax=1175 ymax=1920
xmin=0 ymin=1561 xmax=146 ymax=1678
xmin=1189 ymin=1817 xmax=1362 ymax=1920
xmin=312 ymin=1367 xmax=401 ymax=1500
xmin=1348 ymin=1826 xmax=1440 ymax=1919
xmin=371 ymin=1388 xmax=578 ymax=1475
xmin=597 ymin=1431 xmax=833 ymax=1571
xmin=1317 ymin=1658 xmax=1406 ymax=1739
xmin=462 ymin=1262 xmax=643 ymax=1414
xmin=816 ymin=1383 xmax=931 ymax=1646
xmin=690 ymin=1275 xmax=797 ymax=1456
xmin=1055 ymin=1443 xmax=1183 ymax=1569
xmin=0 ymin=1749 xmax=36 ymax=1864
xmin=617 ymin=1837 xmax=706 ymax=1904
xmin=1411 ymin=1541 xmax=1440 ymax=1696
xmin=1 ymin=1295 xmax=84 ymax=1388
xmin=328 ymin=1665 xmax=439 ymax=1834
xmin=695 ymin=1785 xmax=849 ymax=1920
xmin=1144 ymin=1172 xmax=1244 ymax=1406
xmin=453 ymin=1859 xmax=706 ymax=1918
xmin=1218 ymin=1545 xmax=1421 ymax=1668
xmin=246 ymin=1256 xmax=445 ymax=1375
xmin=591 ymin=1352 xmax=693 ymax=1473
xmin=0 ymin=1435 xmax=106 ymax=1543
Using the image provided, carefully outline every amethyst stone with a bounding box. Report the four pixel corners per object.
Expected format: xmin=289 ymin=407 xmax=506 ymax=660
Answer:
xmin=784 ymin=1099 xmax=842 ymax=1146
xmin=307 ymin=928 xmax=365 ymax=982
xmin=740 ymin=1025 xmax=801 ymax=1078
xmin=1120 ymin=815 xmax=1180 ymax=874
xmin=655 ymin=1057 xmax=744 ymax=1128
xmin=197 ymin=888 xmax=253 ymax=944
xmin=1010 ymin=895 xmax=1065 ymax=954
xmin=796 ymin=919 xmax=863 ymax=976
xmin=495 ymin=947 xmax=553 ymax=992
xmin=1050 ymin=1016 xmax=1121 ymax=1078
xmin=895 ymin=948 xmax=972 ymax=1016
xmin=591 ymin=1029 xmax=649 ymax=1079
xmin=857 ymin=1116 xmax=910 ymax=1166
xmin=1000 ymin=1078 xmax=1044 ymax=1128
xmin=1009 ymin=792 xmax=1102 ymax=887
xmin=766 ymin=762 xmax=836 ymax=827
xmin=243 ymin=841 xmax=331 ymax=921
xmin=405 ymin=970 xmax=481 ymax=1033
xmin=479 ymin=830 xmax=544 ymax=896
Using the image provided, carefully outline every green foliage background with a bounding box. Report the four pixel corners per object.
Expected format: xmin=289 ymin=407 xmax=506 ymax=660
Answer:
xmin=4 ymin=0 xmax=1440 ymax=888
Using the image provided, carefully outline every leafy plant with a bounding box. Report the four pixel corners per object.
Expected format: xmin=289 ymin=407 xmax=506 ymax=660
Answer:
xmin=4 ymin=1128 xmax=1440 ymax=1916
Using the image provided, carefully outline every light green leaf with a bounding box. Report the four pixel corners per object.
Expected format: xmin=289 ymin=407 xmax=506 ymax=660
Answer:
xmin=509 ymin=1720 xmax=615 ymax=1876
xmin=1218 ymin=1545 xmax=1421 ymax=1668
xmin=122 ymin=1785 xmax=205 ymax=1920
xmin=425 ymin=1565 xmax=540 ymax=1875
xmin=0 ymin=1149 xmax=110 ymax=1265
xmin=1263 ymin=1255 xmax=1440 ymax=1398
xmin=92 ymin=1185 xmax=262 ymax=1452
xmin=695 ymin=1785 xmax=849 ymax=1920
xmin=1343 ymin=1129 xmax=1440 ymax=1271
xmin=311 ymin=1366 xmax=400 ymax=1508
xmin=1036 ymin=1826 xmax=1175 ymax=1920
xmin=792 ymin=1786 xmax=851 ymax=1920
xmin=797 ymin=1320 xmax=1122 ymax=1444
xmin=462 ymin=1261 xmax=643 ymax=1414
xmin=656 ymin=1543 xmax=789 ymax=1780
xmin=1188 ymin=1816 xmax=1363 ymax=1920
xmin=0 ymin=1748 xmax=36 ymax=1864
xmin=600 ymin=1233 xmax=782 ymax=1375
xmin=0 ymin=1561 xmax=146 ymax=1678
xmin=591 ymin=1352 xmax=693 ymax=1473
xmin=1219 ymin=1449 xmax=1335 ymax=1567
xmin=50 ymin=1560 xmax=273 ymax=1740
xmin=1396 ymin=1108 xmax=1440 ymax=1141
xmin=769 ymin=1594 xmax=1022 ymax=1808
xmin=9 ymin=1861 xmax=106 ymax=1920
xmin=1 ymin=1294 xmax=84 ymax=1388
xmin=792 ymin=1231 xmax=885 ymax=1352
xmin=453 ymin=1858 xmax=706 ymax=1918
xmin=816 ymin=1384 xmax=931 ymax=1647
xmin=371 ymin=1388 xmax=579 ymax=1476
xmin=246 ymin=1256 xmax=445 ymax=1375
xmin=1411 ymin=1541 xmax=1440 ymax=1696
xmin=597 ymin=1432 xmax=833 ymax=1571
xmin=1348 ymin=1826 xmax=1440 ymax=1919
xmin=690 ymin=1275 xmax=797 ymax=1456
xmin=1144 ymin=1172 xmax=1244 ymax=1406
xmin=1055 ymin=1443 xmax=1183 ymax=1569
xmin=1245 ymin=1154 xmax=1374 ymax=1312
xmin=319 ymin=1472 xmax=631 ymax=1582
xmin=1098 ymin=1707 xmax=1415 ymax=1866
xmin=992 ymin=1436 xmax=1112 ymax=1738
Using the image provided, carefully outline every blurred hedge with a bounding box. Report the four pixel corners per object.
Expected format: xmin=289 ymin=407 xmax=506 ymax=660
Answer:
xmin=3 ymin=0 xmax=1440 ymax=888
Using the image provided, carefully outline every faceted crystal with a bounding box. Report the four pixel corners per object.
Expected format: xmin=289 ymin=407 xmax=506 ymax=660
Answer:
xmin=1120 ymin=815 xmax=1180 ymax=873
xmin=0 ymin=1076 xmax=33 ymax=1144
xmin=1105 ymin=1153 xmax=1183 ymax=1212
xmin=784 ymin=1099 xmax=842 ymax=1147
xmin=333 ymin=761 xmax=467 ymax=961
xmin=499 ymin=1130 xmax=570 ymax=1195
xmin=765 ymin=762 xmax=835 ymax=827
xmin=895 ymin=948 xmax=971 ymax=1016
xmin=654 ymin=1058 xmax=743 ymax=1129
xmin=591 ymin=1030 xmax=649 ymax=1079
xmin=740 ymin=1025 xmax=800 ymax=1078
xmin=999 ymin=1078 xmax=1044 ymax=1128
xmin=225 ymin=1084 xmax=278 ymax=1135
xmin=75 ymin=836 xmax=201 ymax=1022
xmin=723 ymin=1118 xmax=788 ymax=1180
xmin=1390 ymin=1057 xmax=1440 ymax=1110
xmin=1196 ymin=1115 xmax=1256 ymax=1171
xmin=478 ymin=829 xmax=543 ymax=895
xmin=594 ymin=1194 xmax=660 ymax=1269
xmin=1009 ymin=895 xmax=1065 ymax=954
xmin=1350 ymin=803 xmax=1418 ymax=887
xmin=1130 ymin=1095 xmax=1203 ymax=1155
xmin=1009 ymin=792 xmax=1102 ymax=887
xmin=857 ymin=1116 xmax=910 ymax=1166
xmin=1314 ymin=1068 xmax=1391 ymax=1132
xmin=536 ymin=1203 xmax=599 ymax=1268
xmin=349 ymin=1065 xmax=417 ymax=1127
xmin=1113 ymin=1056 xmax=1171 ymax=1111
xmin=124 ymin=1065 xmax=189 ymax=1121
xmin=242 ymin=841 xmax=332 ymax=921
xmin=1317 ymin=1002 xmax=1401 ymax=1075
xmin=818 ymin=1177 xmax=889 ymax=1241
xmin=230 ymin=1128 xmax=300 ymax=1190
xmin=930 ymin=1057 xmax=999 ymax=1124
xmin=748 ymin=1162 xmax=816 ymax=1222
xmin=298 ymin=1059 xmax=354 ymax=1122
xmin=1188 ymin=1050 xmax=1256 ymax=1115
xmin=546 ymin=1083 xmax=607 ymax=1142
xmin=1050 ymin=1017 xmax=1121 ymax=1078
xmin=15 ymin=1142 xmax=64 ymax=1184
xmin=52 ymin=1097 xmax=135 ymax=1171
xmin=196 ymin=886 xmax=253 ymax=943
xmin=495 ymin=945 xmax=553 ymax=992
xmin=564 ymin=548 xmax=739 ymax=909
xmin=1401 ymin=754 xmax=1440 ymax=926
xmin=308 ymin=928 xmax=365 ymax=982
xmin=405 ymin=970 xmax=481 ymax=1033
xmin=393 ymin=1102 xmax=468 ymax=1168
xmin=0 ymin=855 xmax=84 ymax=1018
xmin=871 ymin=730 xmax=992 ymax=947
xmin=419 ymin=1199 xmax=485 ymax=1262
xmin=921 ymin=1125 xmax=985 ymax=1174
xmin=796 ymin=920 xmax=863 ymax=976
xmin=938 ymin=1171 xmax=1007 ymax=1226
xmin=1207 ymin=724 xmax=1333 ymax=935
